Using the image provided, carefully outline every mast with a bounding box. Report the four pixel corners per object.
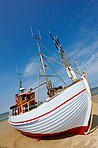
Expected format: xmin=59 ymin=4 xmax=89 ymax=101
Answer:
xmin=49 ymin=32 xmax=77 ymax=82
xmin=17 ymin=72 xmax=25 ymax=93
xmin=54 ymin=37 xmax=68 ymax=68
xmin=75 ymin=59 xmax=82 ymax=74
xmin=36 ymin=36 xmax=49 ymax=90
xmin=31 ymin=33 xmax=51 ymax=96
xmin=56 ymin=36 xmax=71 ymax=67
xmin=49 ymin=31 xmax=68 ymax=68
xmin=19 ymin=72 xmax=22 ymax=88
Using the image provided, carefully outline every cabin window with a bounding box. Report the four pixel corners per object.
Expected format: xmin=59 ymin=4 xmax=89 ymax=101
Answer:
xmin=31 ymin=93 xmax=35 ymax=99
xmin=22 ymin=95 xmax=26 ymax=101
xmin=27 ymin=94 xmax=30 ymax=100
xmin=18 ymin=96 xmax=21 ymax=102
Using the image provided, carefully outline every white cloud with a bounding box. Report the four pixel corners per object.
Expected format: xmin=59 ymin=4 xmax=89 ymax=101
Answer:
xmin=24 ymin=57 xmax=38 ymax=77
xmin=76 ymin=41 xmax=98 ymax=58
xmin=67 ymin=39 xmax=98 ymax=61
xmin=65 ymin=25 xmax=98 ymax=88
xmin=80 ymin=53 xmax=98 ymax=75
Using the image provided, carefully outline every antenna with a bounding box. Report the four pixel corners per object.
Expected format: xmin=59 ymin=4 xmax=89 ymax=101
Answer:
xmin=49 ymin=31 xmax=54 ymax=41
xmin=16 ymin=67 xmax=22 ymax=80
xmin=49 ymin=31 xmax=68 ymax=67
xmin=56 ymin=36 xmax=60 ymax=45
xmin=75 ymin=59 xmax=82 ymax=74
xmin=30 ymin=26 xmax=41 ymax=40
xmin=18 ymin=72 xmax=22 ymax=88
xmin=30 ymin=26 xmax=33 ymax=37
xmin=38 ymin=30 xmax=41 ymax=40
xmin=16 ymin=67 xmax=24 ymax=92
xmin=49 ymin=31 xmax=58 ymax=50
xmin=16 ymin=66 xmax=18 ymax=74
xmin=56 ymin=36 xmax=71 ymax=67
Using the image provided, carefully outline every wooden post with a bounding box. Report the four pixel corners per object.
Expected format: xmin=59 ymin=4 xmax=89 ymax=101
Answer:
xmin=75 ymin=59 xmax=82 ymax=74
xmin=37 ymin=56 xmax=40 ymax=103
xmin=53 ymin=85 xmax=57 ymax=94
xmin=21 ymin=105 xmax=23 ymax=114
xmin=36 ymin=39 xmax=49 ymax=89
xmin=28 ymin=102 xmax=29 ymax=111
xmin=33 ymin=36 xmax=50 ymax=96
xmin=17 ymin=107 xmax=18 ymax=115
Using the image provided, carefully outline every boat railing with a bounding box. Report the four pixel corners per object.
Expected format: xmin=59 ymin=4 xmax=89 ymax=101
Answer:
xmin=9 ymin=79 xmax=83 ymax=117
xmin=9 ymin=97 xmax=42 ymax=116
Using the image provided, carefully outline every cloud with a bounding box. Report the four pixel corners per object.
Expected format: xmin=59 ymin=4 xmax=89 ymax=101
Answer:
xmin=23 ymin=55 xmax=48 ymax=101
xmin=67 ymin=39 xmax=98 ymax=60
xmin=65 ymin=22 xmax=98 ymax=84
xmin=24 ymin=57 xmax=38 ymax=77
xmin=76 ymin=41 xmax=98 ymax=58
xmin=80 ymin=53 xmax=98 ymax=75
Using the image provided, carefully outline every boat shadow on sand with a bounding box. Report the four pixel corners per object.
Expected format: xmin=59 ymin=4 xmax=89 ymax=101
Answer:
xmin=42 ymin=114 xmax=98 ymax=140
xmin=88 ymin=114 xmax=98 ymax=134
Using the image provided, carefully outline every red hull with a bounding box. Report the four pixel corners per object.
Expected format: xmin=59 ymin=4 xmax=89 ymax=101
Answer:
xmin=17 ymin=126 xmax=87 ymax=141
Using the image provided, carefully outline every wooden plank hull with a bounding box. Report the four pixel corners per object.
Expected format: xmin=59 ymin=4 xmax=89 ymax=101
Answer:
xmin=8 ymin=75 xmax=92 ymax=137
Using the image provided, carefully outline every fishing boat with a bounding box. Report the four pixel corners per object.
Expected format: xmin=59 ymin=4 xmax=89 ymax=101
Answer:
xmin=8 ymin=32 xmax=93 ymax=140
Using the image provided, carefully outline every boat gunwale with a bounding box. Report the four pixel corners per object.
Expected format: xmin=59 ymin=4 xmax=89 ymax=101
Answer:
xmin=9 ymin=88 xmax=86 ymax=124
xmin=46 ymin=78 xmax=83 ymax=102
xmin=9 ymin=78 xmax=83 ymax=117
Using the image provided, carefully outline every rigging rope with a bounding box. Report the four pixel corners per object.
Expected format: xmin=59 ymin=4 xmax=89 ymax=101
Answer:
xmin=42 ymin=56 xmax=67 ymax=86
xmin=39 ymin=43 xmax=60 ymax=59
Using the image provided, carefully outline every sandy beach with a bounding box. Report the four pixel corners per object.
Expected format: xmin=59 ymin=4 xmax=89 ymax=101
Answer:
xmin=0 ymin=95 xmax=98 ymax=148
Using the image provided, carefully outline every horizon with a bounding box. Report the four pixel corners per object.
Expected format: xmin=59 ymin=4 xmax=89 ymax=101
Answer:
xmin=0 ymin=0 xmax=98 ymax=114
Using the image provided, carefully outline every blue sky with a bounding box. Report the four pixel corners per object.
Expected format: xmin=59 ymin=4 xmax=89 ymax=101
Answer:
xmin=0 ymin=0 xmax=98 ymax=113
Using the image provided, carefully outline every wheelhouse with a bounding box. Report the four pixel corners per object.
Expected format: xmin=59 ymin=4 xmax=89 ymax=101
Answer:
xmin=9 ymin=91 xmax=36 ymax=116
xmin=15 ymin=91 xmax=35 ymax=106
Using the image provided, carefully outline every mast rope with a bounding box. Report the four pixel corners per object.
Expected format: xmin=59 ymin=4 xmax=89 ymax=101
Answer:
xmin=39 ymin=43 xmax=60 ymax=59
xmin=42 ymin=54 xmax=81 ymax=75
xmin=42 ymin=56 xmax=67 ymax=86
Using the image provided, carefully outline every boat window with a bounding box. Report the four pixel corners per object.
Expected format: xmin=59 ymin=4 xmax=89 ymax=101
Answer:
xmin=27 ymin=94 xmax=30 ymax=100
xmin=18 ymin=96 xmax=21 ymax=102
xmin=31 ymin=93 xmax=35 ymax=99
xmin=22 ymin=95 xmax=26 ymax=101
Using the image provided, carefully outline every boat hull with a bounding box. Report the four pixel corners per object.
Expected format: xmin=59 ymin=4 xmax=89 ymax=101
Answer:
xmin=9 ymin=75 xmax=92 ymax=137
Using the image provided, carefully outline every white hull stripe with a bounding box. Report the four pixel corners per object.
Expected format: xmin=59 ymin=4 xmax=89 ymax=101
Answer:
xmin=10 ymin=89 xmax=86 ymax=124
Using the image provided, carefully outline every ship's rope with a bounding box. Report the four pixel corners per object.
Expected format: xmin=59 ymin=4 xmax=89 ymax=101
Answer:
xmin=81 ymin=79 xmax=93 ymax=135
xmin=40 ymin=43 xmax=60 ymax=59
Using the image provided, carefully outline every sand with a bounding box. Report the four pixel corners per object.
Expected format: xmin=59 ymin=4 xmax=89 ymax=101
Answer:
xmin=0 ymin=95 xmax=98 ymax=148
